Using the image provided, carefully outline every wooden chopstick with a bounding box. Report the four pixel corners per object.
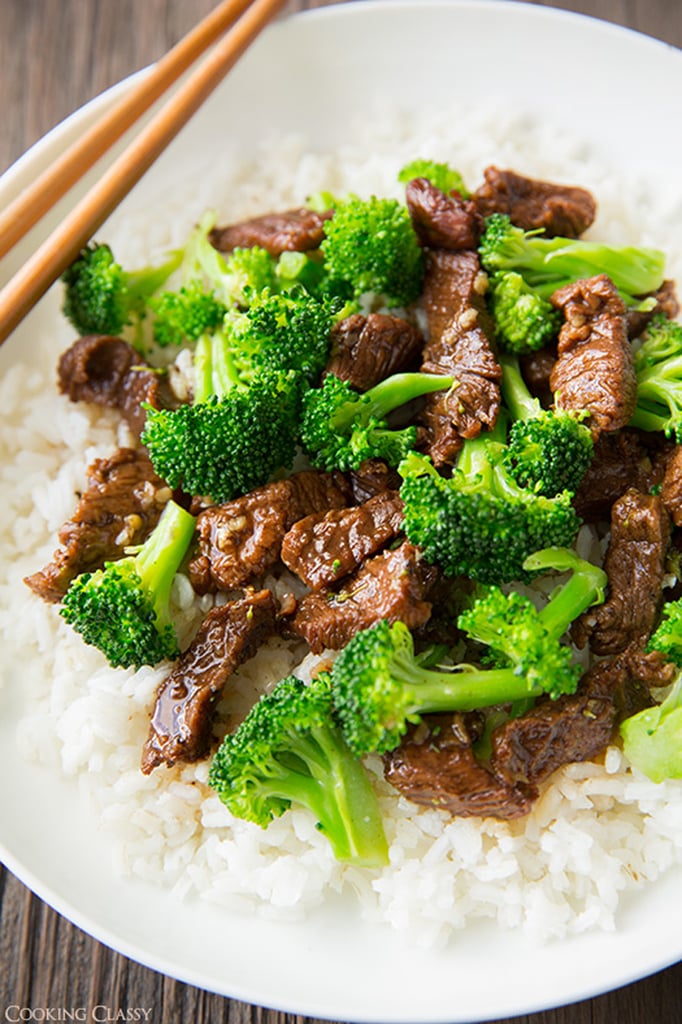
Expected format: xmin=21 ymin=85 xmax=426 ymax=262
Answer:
xmin=0 ymin=0 xmax=288 ymax=346
xmin=0 ymin=0 xmax=255 ymax=261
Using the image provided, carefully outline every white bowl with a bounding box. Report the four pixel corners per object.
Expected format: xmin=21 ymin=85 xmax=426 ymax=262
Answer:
xmin=1 ymin=3 xmax=681 ymax=1020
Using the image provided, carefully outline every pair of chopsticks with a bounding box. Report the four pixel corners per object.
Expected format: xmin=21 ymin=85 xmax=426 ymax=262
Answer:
xmin=0 ymin=0 xmax=289 ymax=346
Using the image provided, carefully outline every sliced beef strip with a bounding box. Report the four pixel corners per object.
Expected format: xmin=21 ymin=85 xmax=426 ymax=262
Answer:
xmin=490 ymin=654 xmax=653 ymax=788
xmin=472 ymin=166 xmax=597 ymax=238
xmin=405 ymin=177 xmax=483 ymax=251
xmin=24 ymin=447 xmax=170 ymax=603
xmin=208 ymin=207 xmax=331 ymax=256
xmin=626 ymin=280 xmax=680 ymax=340
xmin=572 ymin=488 xmax=671 ymax=655
xmin=549 ymin=274 xmax=637 ymax=436
xmin=383 ymin=713 xmax=537 ymax=820
xmin=618 ymin=646 xmax=677 ymax=691
xmin=572 ymin=428 xmax=654 ymax=523
xmin=58 ymin=335 xmax=161 ymax=439
xmin=289 ymin=541 xmax=435 ymax=653
xmin=661 ymin=444 xmax=682 ymax=527
xmin=419 ymin=249 xmax=502 ymax=465
xmin=141 ymin=589 xmax=277 ymax=774
xmin=347 ymin=458 xmax=402 ymax=504
xmin=519 ymin=343 xmax=557 ymax=408
xmin=281 ymin=490 xmax=404 ymax=590
xmin=324 ymin=313 xmax=424 ymax=392
xmin=188 ymin=470 xmax=350 ymax=593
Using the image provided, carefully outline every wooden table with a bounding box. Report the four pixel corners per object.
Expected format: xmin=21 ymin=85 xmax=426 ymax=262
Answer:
xmin=1 ymin=1 xmax=681 ymax=1021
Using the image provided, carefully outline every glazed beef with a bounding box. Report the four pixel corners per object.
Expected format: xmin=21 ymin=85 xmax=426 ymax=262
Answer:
xmin=405 ymin=177 xmax=483 ymax=251
xmin=420 ymin=249 xmax=501 ymax=465
xmin=208 ymin=207 xmax=330 ymax=256
xmin=141 ymin=589 xmax=277 ymax=773
xmin=324 ymin=313 xmax=424 ymax=391
xmin=572 ymin=429 xmax=654 ymax=523
xmin=519 ymin=343 xmax=557 ymax=408
xmin=549 ymin=274 xmax=637 ymax=436
xmin=472 ymin=166 xmax=597 ymax=238
xmin=383 ymin=714 xmax=537 ymax=820
xmin=290 ymin=541 xmax=435 ymax=653
xmin=24 ymin=448 xmax=170 ymax=603
xmin=490 ymin=656 xmax=653 ymax=788
xmin=281 ymin=490 xmax=404 ymax=590
xmin=348 ymin=458 xmax=402 ymax=504
xmin=58 ymin=335 xmax=161 ymax=438
xmin=661 ymin=444 xmax=682 ymax=527
xmin=573 ymin=488 xmax=671 ymax=655
xmin=188 ymin=470 xmax=350 ymax=593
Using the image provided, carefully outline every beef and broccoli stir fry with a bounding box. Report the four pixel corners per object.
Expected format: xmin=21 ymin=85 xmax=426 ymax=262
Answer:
xmin=24 ymin=159 xmax=682 ymax=866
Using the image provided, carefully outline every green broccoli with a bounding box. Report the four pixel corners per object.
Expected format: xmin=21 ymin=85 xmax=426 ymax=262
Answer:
xmin=499 ymin=352 xmax=594 ymax=496
xmin=141 ymin=354 xmax=301 ymax=503
xmin=149 ymin=280 xmax=228 ymax=348
xmin=300 ymin=371 xmax=454 ymax=472
xmin=620 ymin=676 xmax=682 ymax=783
xmin=179 ymin=212 xmax=277 ymax=308
xmin=274 ymin=250 xmax=330 ymax=299
xmin=224 ymin=288 xmax=340 ymax=386
xmin=61 ymin=242 xmax=182 ymax=338
xmin=478 ymin=213 xmax=666 ymax=304
xmin=646 ymin=596 xmax=682 ymax=666
xmin=397 ymin=158 xmax=470 ymax=197
xmin=208 ymin=672 xmax=389 ymax=867
xmin=487 ymin=270 xmax=561 ymax=354
xmin=331 ymin=547 xmax=606 ymax=756
xmin=398 ymin=424 xmax=582 ymax=585
xmin=320 ymin=195 xmax=424 ymax=307
xmin=628 ymin=316 xmax=682 ymax=441
xmin=60 ymin=499 xmax=195 ymax=670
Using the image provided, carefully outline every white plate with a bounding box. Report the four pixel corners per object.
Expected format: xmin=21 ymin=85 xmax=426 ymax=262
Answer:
xmin=1 ymin=2 xmax=681 ymax=1020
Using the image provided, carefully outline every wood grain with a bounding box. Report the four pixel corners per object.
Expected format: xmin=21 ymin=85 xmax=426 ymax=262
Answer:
xmin=1 ymin=1 xmax=681 ymax=1022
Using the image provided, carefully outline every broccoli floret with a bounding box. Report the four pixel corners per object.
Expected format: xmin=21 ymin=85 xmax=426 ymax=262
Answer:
xmin=628 ymin=316 xmax=682 ymax=441
xmin=180 ymin=213 xmax=277 ymax=308
xmin=225 ymin=289 xmax=340 ymax=386
xmin=60 ymin=499 xmax=195 ymax=670
xmin=398 ymin=428 xmax=581 ymax=584
xmin=61 ymin=242 xmax=182 ymax=337
xmin=487 ymin=270 xmax=561 ymax=354
xmin=397 ymin=158 xmax=469 ymax=198
xmin=300 ymin=371 xmax=454 ymax=472
xmin=320 ymin=195 xmax=424 ymax=307
xmin=646 ymin=596 xmax=682 ymax=666
xmin=208 ymin=672 xmax=389 ymax=866
xmin=331 ymin=550 xmax=605 ymax=756
xmin=478 ymin=214 xmax=665 ymax=304
xmin=149 ymin=280 xmax=228 ymax=348
xmin=620 ymin=675 xmax=682 ymax=783
xmin=142 ymin=356 xmax=300 ymax=503
xmin=499 ymin=352 xmax=594 ymax=496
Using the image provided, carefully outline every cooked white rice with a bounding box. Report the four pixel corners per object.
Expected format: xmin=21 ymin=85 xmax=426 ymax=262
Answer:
xmin=2 ymin=102 xmax=682 ymax=947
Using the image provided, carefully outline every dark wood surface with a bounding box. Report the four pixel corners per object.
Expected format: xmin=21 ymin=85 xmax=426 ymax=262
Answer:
xmin=1 ymin=1 xmax=681 ymax=1021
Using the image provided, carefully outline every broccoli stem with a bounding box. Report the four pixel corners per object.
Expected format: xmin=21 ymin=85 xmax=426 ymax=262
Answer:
xmin=133 ymin=500 xmax=196 ymax=626
xmin=236 ymin=725 xmax=387 ymax=864
xmin=629 ymin=355 xmax=682 ymax=435
xmin=524 ymin=547 xmax=607 ymax=639
xmin=454 ymin=416 xmax=508 ymax=485
xmin=499 ymin=353 xmax=542 ymax=422
xmin=393 ymin=655 xmax=540 ymax=712
xmin=126 ymin=256 xmax=183 ymax=307
xmin=193 ymin=332 xmax=241 ymax=402
xmin=330 ymin=372 xmax=454 ymax=431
